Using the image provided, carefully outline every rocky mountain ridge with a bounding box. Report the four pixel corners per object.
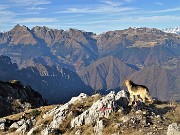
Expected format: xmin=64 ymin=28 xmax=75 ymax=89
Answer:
xmin=0 ymin=91 xmax=179 ymax=135
xmin=1 ymin=25 xmax=180 ymax=70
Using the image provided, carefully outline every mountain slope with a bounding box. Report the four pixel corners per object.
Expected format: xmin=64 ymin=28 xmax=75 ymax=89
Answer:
xmin=125 ymin=66 xmax=180 ymax=101
xmin=32 ymin=26 xmax=99 ymax=69
xmin=78 ymin=56 xmax=137 ymax=91
xmin=0 ymin=80 xmax=46 ymax=117
xmin=0 ymin=55 xmax=92 ymax=104
xmin=97 ymin=27 xmax=180 ymax=68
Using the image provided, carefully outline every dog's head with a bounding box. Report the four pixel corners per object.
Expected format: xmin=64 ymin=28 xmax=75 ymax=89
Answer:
xmin=125 ymin=79 xmax=130 ymax=86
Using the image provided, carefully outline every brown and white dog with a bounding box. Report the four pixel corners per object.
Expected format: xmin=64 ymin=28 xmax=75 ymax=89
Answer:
xmin=125 ymin=79 xmax=154 ymax=105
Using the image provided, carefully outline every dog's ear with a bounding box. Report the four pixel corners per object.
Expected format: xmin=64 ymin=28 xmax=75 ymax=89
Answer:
xmin=129 ymin=80 xmax=132 ymax=84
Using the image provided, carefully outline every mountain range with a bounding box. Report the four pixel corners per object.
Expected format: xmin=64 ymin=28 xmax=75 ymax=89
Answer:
xmin=0 ymin=25 xmax=180 ymax=103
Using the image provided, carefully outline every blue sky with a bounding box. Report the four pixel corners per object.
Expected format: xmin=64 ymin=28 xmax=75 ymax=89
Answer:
xmin=0 ymin=0 xmax=180 ymax=33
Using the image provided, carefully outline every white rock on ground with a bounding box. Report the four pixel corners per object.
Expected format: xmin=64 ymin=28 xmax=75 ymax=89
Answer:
xmin=75 ymin=129 xmax=82 ymax=135
xmin=167 ymin=123 xmax=180 ymax=135
xmin=41 ymin=126 xmax=62 ymax=135
xmin=18 ymin=91 xmax=129 ymax=134
xmin=17 ymin=119 xmax=26 ymax=126
xmin=68 ymin=93 xmax=88 ymax=104
xmin=0 ymin=119 xmax=6 ymax=131
xmin=71 ymin=91 xmax=116 ymax=127
xmin=43 ymin=93 xmax=88 ymax=119
xmin=94 ymin=119 xmax=104 ymax=135
xmin=41 ymin=93 xmax=88 ymax=131
xmin=9 ymin=122 xmax=20 ymax=129
xmin=16 ymin=117 xmax=36 ymax=134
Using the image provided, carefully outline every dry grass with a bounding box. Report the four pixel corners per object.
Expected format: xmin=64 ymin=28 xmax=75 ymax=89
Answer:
xmin=1 ymin=105 xmax=57 ymax=121
xmin=131 ymin=41 xmax=157 ymax=48
xmin=102 ymin=112 xmax=124 ymax=135
xmin=72 ymin=94 xmax=101 ymax=110
xmin=164 ymin=104 xmax=180 ymax=123
xmin=81 ymin=124 xmax=94 ymax=135
xmin=64 ymin=124 xmax=94 ymax=135
xmin=4 ymin=132 xmax=21 ymax=135
xmin=59 ymin=114 xmax=73 ymax=133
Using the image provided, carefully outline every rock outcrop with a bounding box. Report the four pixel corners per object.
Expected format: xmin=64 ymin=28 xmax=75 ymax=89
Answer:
xmin=42 ymin=93 xmax=89 ymax=130
xmin=0 ymin=80 xmax=46 ymax=117
xmin=0 ymin=91 xmax=179 ymax=135
xmin=71 ymin=91 xmax=116 ymax=127
xmin=167 ymin=123 xmax=180 ymax=135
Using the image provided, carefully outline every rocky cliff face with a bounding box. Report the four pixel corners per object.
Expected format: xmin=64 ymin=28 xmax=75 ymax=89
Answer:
xmin=0 ymin=80 xmax=45 ymax=117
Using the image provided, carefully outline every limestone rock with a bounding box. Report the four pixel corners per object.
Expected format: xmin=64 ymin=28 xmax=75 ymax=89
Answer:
xmin=167 ymin=123 xmax=180 ymax=135
xmin=49 ymin=103 xmax=70 ymax=128
xmin=94 ymin=119 xmax=104 ymax=135
xmin=71 ymin=91 xmax=116 ymax=127
xmin=41 ymin=126 xmax=62 ymax=135
xmin=43 ymin=93 xmax=88 ymax=129
xmin=9 ymin=122 xmax=20 ymax=129
xmin=27 ymin=124 xmax=43 ymax=135
xmin=75 ymin=129 xmax=82 ymax=135
xmin=17 ymin=119 xmax=26 ymax=126
xmin=16 ymin=117 xmax=36 ymax=134
xmin=68 ymin=93 xmax=88 ymax=104
xmin=0 ymin=119 xmax=6 ymax=131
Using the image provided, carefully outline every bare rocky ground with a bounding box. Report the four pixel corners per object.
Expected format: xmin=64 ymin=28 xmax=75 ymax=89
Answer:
xmin=0 ymin=91 xmax=179 ymax=135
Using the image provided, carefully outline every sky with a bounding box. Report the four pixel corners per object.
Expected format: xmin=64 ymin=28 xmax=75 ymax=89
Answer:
xmin=0 ymin=0 xmax=180 ymax=34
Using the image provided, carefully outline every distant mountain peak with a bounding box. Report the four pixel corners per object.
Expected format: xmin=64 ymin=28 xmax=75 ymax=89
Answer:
xmin=7 ymin=24 xmax=37 ymax=45
xmin=162 ymin=27 xmax=180 ymax=34
xmin=12 ymin=24 xmax=30 ymax=32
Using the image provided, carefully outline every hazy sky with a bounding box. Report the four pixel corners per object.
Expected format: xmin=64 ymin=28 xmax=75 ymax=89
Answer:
xmin=0 ymin=0 xmax=180 ymax=33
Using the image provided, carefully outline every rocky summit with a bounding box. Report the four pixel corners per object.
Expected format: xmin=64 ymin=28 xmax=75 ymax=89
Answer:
xmin=0 ymin=91 xmax=179 ymax=135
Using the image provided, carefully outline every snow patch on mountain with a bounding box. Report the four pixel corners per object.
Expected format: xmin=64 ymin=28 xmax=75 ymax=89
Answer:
xmin=162 ymin=27 xmax=180 ymax=34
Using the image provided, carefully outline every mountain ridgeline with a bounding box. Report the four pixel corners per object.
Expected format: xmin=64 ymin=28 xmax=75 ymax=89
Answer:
xmin=0 ymin=25 xmax=180 ymax=103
